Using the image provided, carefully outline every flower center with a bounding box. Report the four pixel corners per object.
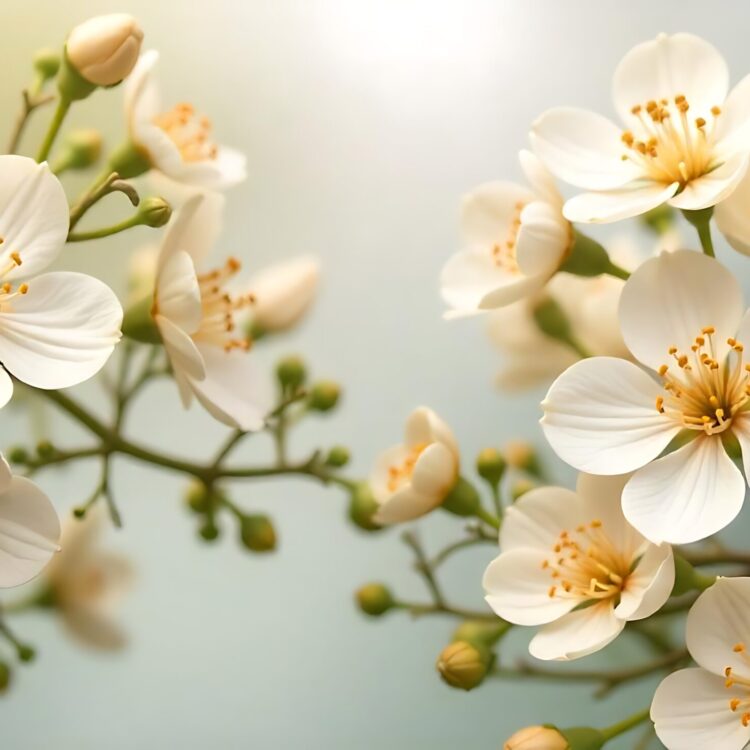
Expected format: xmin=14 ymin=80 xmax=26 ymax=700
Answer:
xmin=387 ymin=442 xmax=428 ymax=493
xmin=655 ymin=327 xmax=750 ymax=435
xmin=544 ymin=520 xmax=629 ymax=603
xmin=490 ymin=202 xmax=526 ymax=273
xmin=0 ymin=246 xmax=28 ymax=312
xmin=193 ymin=257 xmax=255 ymax=352
xmin=152 ymin=103 xmax=218 ymax=163
xmin=621 ymin=96 xmax=722 ymax=187
xmin=724 ymin=643 xmax=750 ymax=727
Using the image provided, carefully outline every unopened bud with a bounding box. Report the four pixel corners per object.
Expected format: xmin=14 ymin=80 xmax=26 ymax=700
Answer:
xmin=308 ymin=381 xmax=340 ymax=412
xmin=198 ymin=519 xmax=220 ymax=542
xmin=6 ymin=446 xmax=29 ymax=465
xmin=504 ymin=726 xmax=568 ymax=750
xmin=325 ymin=446 xmax=350 ymax=468
xmin=57 ymin=129 xmax=103 ymax=171
xmin=184 ymin=481 xmax=211 ymax=514
xmin=240 ymin=514 xmax=277 ymax=553
xmin=276 ymin=355 xmax=307 ymax=392
xmin=33 ymin=48 xmax=60 ymax=81
xmin=137 ymin=196 xmax=172 ymax=228
xmin=356 ymin=583 xmax=394 ymax=616
xmin=511 ymin=479 xmax=536 ymax=502
xmin=476 ymin=448 xmax=506 ymax=486
xmin=441 ymin=476 xmax=479 ymax=517
xmin=17 ymin=645 xmax=35 ymax=663
xmin=347 ymin=483 xmax=383 ymax=532
xmin=36 ymin=441 xmax=55 ymax=460
xmin=436 ymin=640 xmax=492 ymax=691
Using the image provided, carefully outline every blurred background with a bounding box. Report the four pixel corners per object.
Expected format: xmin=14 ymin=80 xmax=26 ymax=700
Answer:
xmin=1 ymin=1 xmax=748 ymax=747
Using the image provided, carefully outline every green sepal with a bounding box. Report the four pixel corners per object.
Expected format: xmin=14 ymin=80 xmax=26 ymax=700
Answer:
xmin=441 ymin=476 xmax=480 ymax=517
xmin=560 ymin=231 xmax=612 ymax=277
xmin=557 ymin=726 xmax=606 ymax=750
xmin=671 ymin=553 xmax=716 ymax=596
xmin=108 ymin=139 xmax=152 ymax=180
xmin=57 ymin=47 xmax=97 ymax=102
xmin=121 ymin=293 xmax=162 ymax=344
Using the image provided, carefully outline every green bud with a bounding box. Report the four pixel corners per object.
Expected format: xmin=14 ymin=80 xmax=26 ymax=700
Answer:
xmin=0 ymin=662 xmax=11 ymax=693
xmin=240 ymin=514 xmax=277 ymax=553
xmin=347 ymin=483 xmax=383 ymax=533
xmin=36 ymin=441 xmax=55 ymax=460
xmin=355 ymin=583 xmax=394 ymax=616
xmin=57 ymin=129 xmax=102 ymax=170
xmin=17 ymin=645 xmax=35 ymax=663
xmin=436 ymin=640 xmax=492 ymax=691
xmin=441 ymin=476 xmax=480 ymax=517
xmin=121 ymin=293 xmax=161 ymax=344
xmin=6 ymin=446 xmax=29 ymax=465
xmin=642 ymin=203 xmax=675 ymax=235
xmin=137 ymin=196 xmax=172 ymax=228
xmin=559 ymin=727 xmax=606 ymax=750
xmin=185 ymin=481 xmax=211 ymax=514
xmin=452 ymin=619 xmax=509 ymax=648
xmin=672 ymin=553 xmax=715 ymax=597
xmin=276 ymin=355 xmax=307 ymax=392
xmin=511 ymin=479 xmax=536 ymax=502
xmin=308 ymin=381 xmax=341 ymax=412
xmin=33 ymin=48 xmax=60 ymax=81
xmin=559 ymin=231 xmax=612 ymax=278
xmin=476 ymin=448 xmax=506 ymax=486
xmin=533 ymin=296 xmax=572 ymax=342
xmin=198 ymin=520 xmax=220 ymax=542
xmin=325 ymin=446 xmax=350 ymax=468
xmin=107 ymin=139 xmax=152 ymax=180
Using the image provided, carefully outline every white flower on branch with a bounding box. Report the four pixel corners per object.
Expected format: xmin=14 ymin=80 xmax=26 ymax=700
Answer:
xmin=542 ymin=250 xmax=750 ymax=545
xmin=483 ymin=473 xmax=674 ymax=661
xmin=532 ymin=33 xmax=750 ymax=223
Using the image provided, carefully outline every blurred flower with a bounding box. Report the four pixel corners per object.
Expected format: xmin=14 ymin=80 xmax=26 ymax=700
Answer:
xmin=532 ymin=33 xmax=750 ymax=223
xmin=440 ymin=150 xmax=571 ymax=316
xmin=123 ymin=51 xmax=246 ymax=190
xmin=483 ymin=473 xmax=674 ymax=661
xmin=715 ymin=168 xmax=750 ymax=255
xmin=0 ymin=454 xmax=60 ymax=588
xmin=245 ymin=256 xmax=320 ymax=334
xmin=542 ymin=250 xmax=750 ymax=545
xmin=152 ymin=193 xmax=271 ymax=430
xmin=652 ymin=577 xmax=750 ymax=750
xmin=0 ymin=156 xmax=122 ymax=408
xmin=504 ymin=726 xmax=568 ymax=750
xmin=44 ymin=508 xmax=133 ymax=650
xmin=370 ymin=407 xmax=459 ymax=524
xmin=66 ymin=14 xmax=143 ymax=86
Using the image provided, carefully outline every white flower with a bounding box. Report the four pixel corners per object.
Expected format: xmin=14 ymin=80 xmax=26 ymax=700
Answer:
xmin=532 ymin=33 xmax=750 ymax=223
xmin=542 ymin=250 xmax=750 ymax=545
xmin=44 ymin=508 xmax=132 ymax=650
xmin=715 ymin=167 xmax=750 ymax=255
xmin=0 ymin=156 xmax=123 ymax=408
xmin=153 ymin=192 xmax=271 ymax=430
xmin=246 ymin=256 xmax=320 ymax=333
xmin=66 ymin=14 xmax=143 ymax=86
xmin=483 ymin=473 xmax=674 ymax=661
xmin=651 ymin=577 xmax=750 ymax=750
xmin=123 ymin=50 xmax=246 ymax=190
xmin=440 ymin=150 xmax=572 ymax=315
xmin=370 ymin=407 xmax=459 ymax=524
xmin=0 ymin=454 xmax=60 ymax=588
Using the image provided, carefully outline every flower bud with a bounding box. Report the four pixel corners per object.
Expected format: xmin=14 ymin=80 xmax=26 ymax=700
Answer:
xmin=57 ymin=129 xmax=103 ymax=171
xmin=476 ymin=448 xmax=506 ymax=486
xmin=137 ymin=196 xmax=172 ymax=228
xmin=441 ymin=476 xmax=479 ymax=517
xmin=240 ymin=514 xmax=277 ymax=553
xmin=504 ymin=726 xmax=568 ymax=750
xmin=276 ymin=355 xmax=307 ymax=392
xmin=307 ymin=381 xmax=341 ymax=412
xmin=184 ymin=481 xmax=211 ymax=514
xmin=436 ymin=640 xmax=492 ymax=691
xmin=6 ymin=446 xmax=29 ymax=465
xmin=511 ymin=479 xmax=536 ymax=502
xmin=36 ymin=441 xmax=55 ymax=460
xmin=198 ymin=519 xmax=220 ymax=542
xmin=347 ymin=483 xmax=383 ymax=532
xmin=355 ymin=583 xmax=394 ymax=616
xmin=66 ymin=14 xmax=143 ymax=87
xmin=504 ymin=440 xmax=541 ymax=474
xmin=33 ymin=48 xmax=60 ymax=81
xmin=325 ymin=446 xmax=350 ymax=468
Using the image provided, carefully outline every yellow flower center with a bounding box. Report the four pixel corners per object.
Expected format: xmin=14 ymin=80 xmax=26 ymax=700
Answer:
xmin=543 ymin=520 xmax=629 ymax=603
xmin=387 ymin=442 xmax=428 ymax=493
xmin=153 ymin=103 xmax=218 ymax=163
xmin=490 ymin=202 xmax=526 ymax=273
xmin=621 ymin=95 xmax=722 ymax=187
xmin=655 ymin=327 xmax=750 ymax=435
xmin=724 ymin=642 xmax=750 ymax=728
xmin=0 ymin=244 xmax=28 ymax=311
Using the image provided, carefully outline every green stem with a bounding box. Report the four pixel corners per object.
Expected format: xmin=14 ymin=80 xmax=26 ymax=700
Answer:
xmin=600 ymin=708 xmax=651 ymax=742
xmin=7 ymin=89 xmax=54 ymax=154
xmin=402 ymin=530 xmax=446 ymax=607
xmin=475 ymin=506 xmax=500 ymax=529
xmin=393 ymin=601 xmax=496 ymax=621
xmin=563 ymin=333 xmax=594 ymax=359
xmin=36 ymin=96 xmax=70 ymax=163
xmin=489 ymin=483 xmax=502 ymax=517
xmin=682 ymin=208 xmax=715 ymax=257
xmin=67 ymin=213 xmax=142 ymax=242
xmin=606 ymin=261 xmax=631 ymax=280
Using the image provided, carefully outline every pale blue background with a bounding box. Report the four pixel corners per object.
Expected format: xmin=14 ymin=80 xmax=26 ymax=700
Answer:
xmin=1 ymin=1 xmax=748 ymax=747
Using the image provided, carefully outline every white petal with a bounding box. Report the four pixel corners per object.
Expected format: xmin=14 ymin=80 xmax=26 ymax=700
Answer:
xmin=713 ymin=73 xmax=750 ymax=157
xmin=613 ymin=33 xmax=729 ymax=124
xmin=619 ymin=250 xmax=744 ymax=372
xmin=615 ymin=543 xmax=674 ymax=620
xmin=170 ymin=146 xmax=247 ymax=190
xmin=686 ymin=577 xmax=750 ymax=678
xmin=715 ymin=168 xmax=750 ymax=255
xmin=460 ymin=181 xmax=535 ymax=247
xmin=0 ymin=272 xmax=122 ymax=389
xmin=374 ymin=485 xmax=443 ymax=525
xmin=541 ymin=357 xmax=679 ymax=474
xmin=155 ymin=314 xmax=205 ymax=381
xmin=529 ymin=600 xmax=625 ymax=661
xmin=187 ymin=345 xmax=271 ymax=431
xmin=404 ymin=407 xmax=458 ymax=457
xmin=0 ymin=157 xmax=69 ymax=280
xmin=652 ymin=669 xmax=750 ymax=750
xmin=515 ymin=202 xmax=570 ymax=278
xmin=0 ymin=456 xmax=10 ymax=494
xmin=562 ymin=181 xmax=679 ymax=224
xmin=156 ymin=250 xmax=201 ymax=334
xmin=668 ymin=156 xmax=749 ymax=211
xmin=732 ymin=412 xmax=750 ymax=487
xmin=622 ymin=437 xmax=745 ymax=545
xmin=483 ymin=548 xmax=578 ymax=626
xmin=0 ymin=369 xmax=12 ymax=410
xmin=370 ymin=444 xmax=410 ymax=504
xmin=0 ymin=476 xmax=60 ymax=588
xmin=410 ymin=442 xmax=457 ymax=498
xmin=530 ymin=107 xmax=640 ymax=190
xmin=124 ymin=49 xmax=160 ymax=126
xmin=518 ymin=149 xmax=562 ymax=206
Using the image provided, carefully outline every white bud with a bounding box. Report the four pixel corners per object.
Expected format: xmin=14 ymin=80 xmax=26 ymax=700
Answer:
xmin=504 ymin=726 xmax=568 ymax=750
xmin=67 ymin=14 xmax=143 ymax=86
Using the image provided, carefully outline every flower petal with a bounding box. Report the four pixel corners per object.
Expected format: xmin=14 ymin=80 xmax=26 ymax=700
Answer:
xmin=622 ymin=436 xmax=745 ymax=545
xmin=0 ymin=272 xmax=122 ymax=389
xmin=732 ymin=411 xmax=750 ymax=486
xmin=713 ymin=73 xmax=750 ymax=157
xmin=562 ymin=181 xmax=679 ymax=224
xmin=615 ymin=543 xmax=674 ymax=620
xmin=529 ymin=600 xmax=625 ymax=661
xmin=374 ymin=485 xmax=443 ymax=525
xmin=156 ymin=249 xmax=201 ymax=334
xmin=613 ymin=33 xmax=729 ymax=124
xmin=541 ymin=357 xmax=679 ymax=474
xmin=515 ymin=202 xmax=570 ymax=278
xmin=370 ymin=444 xmax=410 ymax=504
xmin=155 ymin=313 xmax=206 ymax=381
xmin=410 ymin=442 xmax=457 ymax=498
xmin=461 ymin=181 xmax=535 ymax=247
xmin=404 ymin=407 xmax=458 ymax=457
xmin=530 ymin=107 xmax=640 ymax=190
xmin=0 ymin=455 xmax=10 ymax=493
xmin=668 ymin=155 xmax=749 ymax=211
xmin=0 ymin=369 xmax=12 ymax=411
xmin=171 ymin=146 xmax=247 ymax=191
xmin=518 ymin=149 xmax=562 ymax=207
xmin=483 ymin=548 xmax=578 ymax=626
xmin=715 ymin=168 xmax=750 ymax=255
xmin=0 ymin=476 xmax=60 ymax=588
xmin=652 ymin=668 xmax=750 ymax=750
xmin=619 ymin=250 xmax=744 ymax=372
xmin=124 ymin=49 xmax=160 ymax=127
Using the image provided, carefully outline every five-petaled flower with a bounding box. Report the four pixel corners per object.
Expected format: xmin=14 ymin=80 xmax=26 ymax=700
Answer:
xmin=440 ymin=150 xmax=572 ymax=316
xmin=532 ymin=33 xmax=750 ymax=223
